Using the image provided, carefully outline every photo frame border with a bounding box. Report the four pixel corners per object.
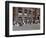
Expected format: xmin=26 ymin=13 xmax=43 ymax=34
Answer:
xmin=5 ymin=1 xmax=45 ymax=37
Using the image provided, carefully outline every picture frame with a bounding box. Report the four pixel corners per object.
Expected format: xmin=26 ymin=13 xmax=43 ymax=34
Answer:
xmin=5 ymin=1 xmax=45 ymax=37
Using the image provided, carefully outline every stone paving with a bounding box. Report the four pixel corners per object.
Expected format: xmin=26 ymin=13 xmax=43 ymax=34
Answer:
xmin=13 ymin=24 xmax=40 ymax=31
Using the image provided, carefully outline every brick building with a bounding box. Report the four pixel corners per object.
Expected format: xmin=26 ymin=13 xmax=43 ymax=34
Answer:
xmin=13 ymin=7 xmax=40 ymax=26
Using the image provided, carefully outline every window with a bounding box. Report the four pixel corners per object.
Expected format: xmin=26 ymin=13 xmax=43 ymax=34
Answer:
xmin=24 ymin=9 xmax=27 ymax=13
xmin=29 ymin=9 xmax=31 ymax=14
xmin=18 ymin=11 xmax=22 ymax=13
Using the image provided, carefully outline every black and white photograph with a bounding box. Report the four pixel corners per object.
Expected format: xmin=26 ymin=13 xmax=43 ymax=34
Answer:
xmin=5 ymin=1 xmax=45 ymax=37
xmin=13 ymin=7 xmax=40 ymax=31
